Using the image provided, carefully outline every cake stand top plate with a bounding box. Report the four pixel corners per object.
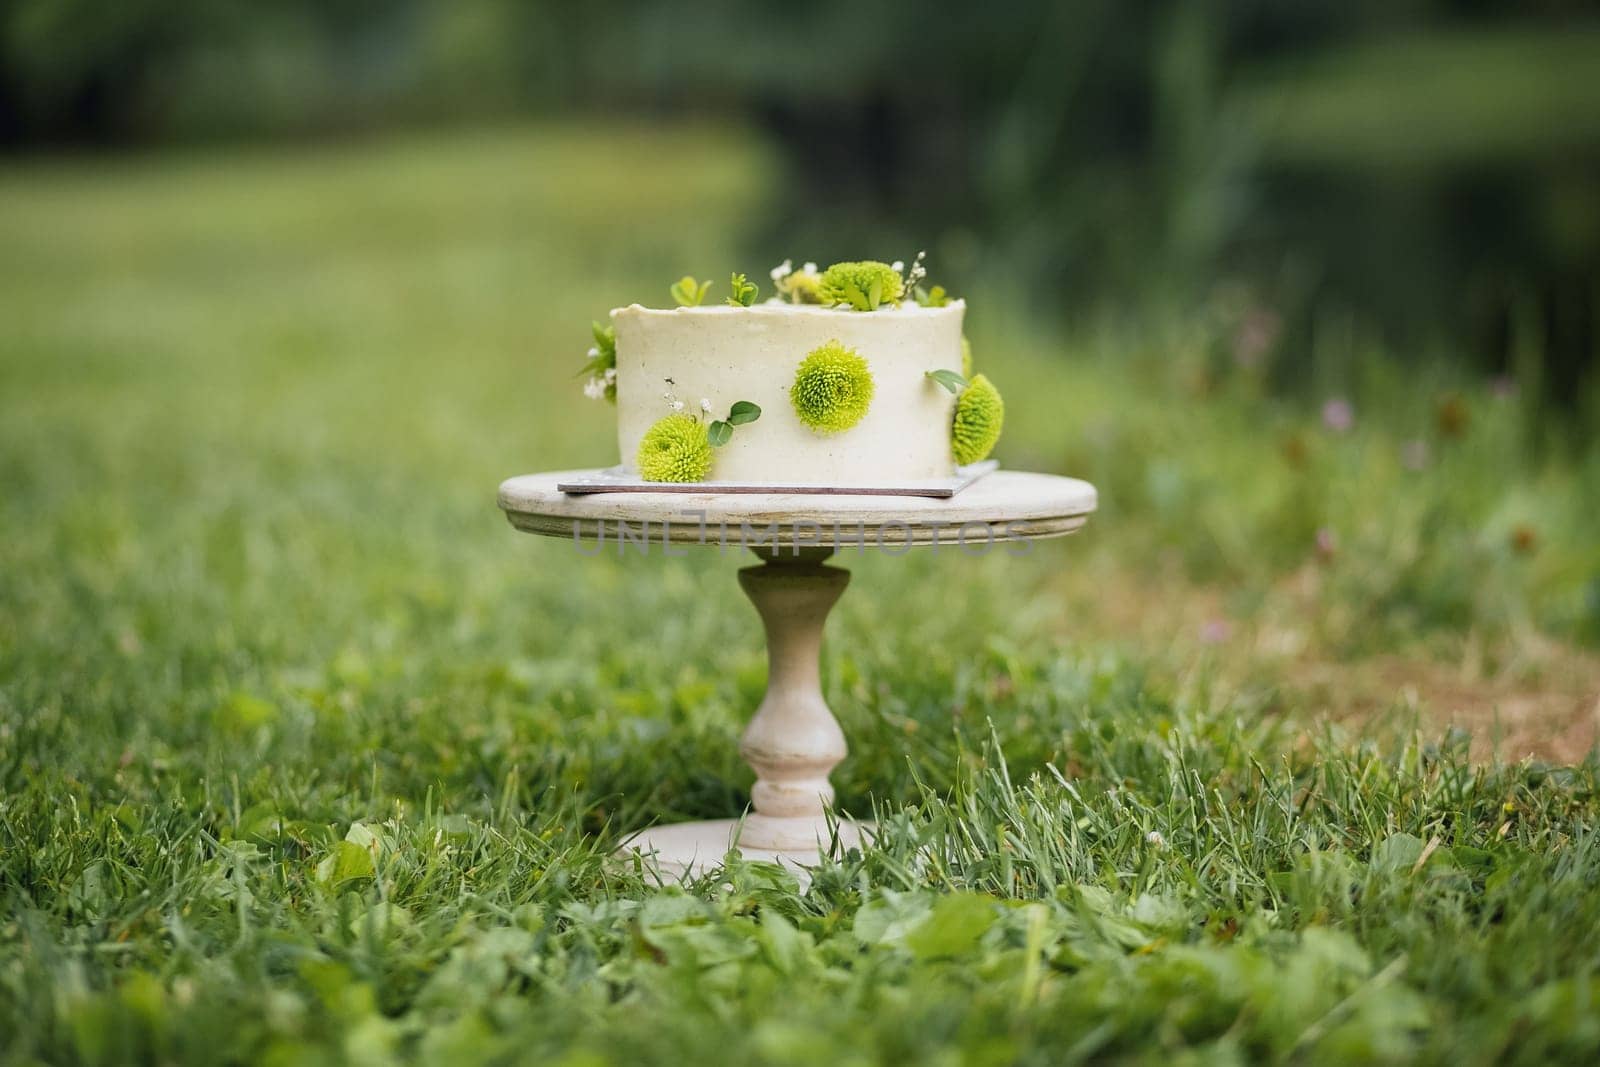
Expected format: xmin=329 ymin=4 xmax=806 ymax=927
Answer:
xmin=498 ymin=468 xmax=1097 ymax=548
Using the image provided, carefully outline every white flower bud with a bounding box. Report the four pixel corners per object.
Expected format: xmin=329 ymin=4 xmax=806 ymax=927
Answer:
xmin=700 ymin=398 xmax=713 ymax=413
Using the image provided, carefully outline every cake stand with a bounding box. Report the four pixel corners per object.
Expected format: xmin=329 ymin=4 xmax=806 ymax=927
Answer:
xmin=497 ymin=468 xmax=1097 ymax=880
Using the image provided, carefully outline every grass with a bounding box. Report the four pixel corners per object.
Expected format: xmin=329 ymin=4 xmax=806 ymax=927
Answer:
xmin=2 ymin=120 xmax=1599 ymax=1064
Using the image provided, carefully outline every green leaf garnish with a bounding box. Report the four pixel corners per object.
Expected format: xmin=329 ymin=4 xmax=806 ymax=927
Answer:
xmin=726 ymin=400 xmax=761 ymax=425
xmin=926 ymin=369 xmax=967 ymax=394
xmin=578 ymin=321 xmax=618 ymax=402
xmin=671 ymin=276 xmax=711 ymax=306
xmin=726 ymin=272 xmax=759 ymax=307
xmin=706 ymin=401 xmax=759 ymax=447
xmin=581 ymin=322 xmax=616 ymax=374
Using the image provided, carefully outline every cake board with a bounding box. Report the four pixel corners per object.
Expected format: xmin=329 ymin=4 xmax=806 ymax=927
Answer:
xmin=556 ymin=459 xmax=998 ymax=498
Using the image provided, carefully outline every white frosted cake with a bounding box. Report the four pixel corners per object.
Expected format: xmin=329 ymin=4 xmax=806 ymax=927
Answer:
xmin=578 ymin=258 xmax=1003 ymax=488
xmin=615 ymin=302 xmax=962 ymax=485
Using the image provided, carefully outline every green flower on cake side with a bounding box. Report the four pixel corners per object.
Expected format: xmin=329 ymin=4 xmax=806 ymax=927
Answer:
xmin=951 ymin=373 xmax=1004 ymax=465
xmin=817 ymin=261 xmax=905 ymax=311
xmin=791 ymin=341 xmax=875 ymax=434
xmin=637 ymin=413 xmax=713 ymax=482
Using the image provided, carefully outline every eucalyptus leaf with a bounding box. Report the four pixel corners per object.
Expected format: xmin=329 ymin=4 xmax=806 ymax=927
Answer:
xmin=927 ymin=369 xmax=967 ymax=394
xmin=707 ymin=420 xmax=732 ymax=447
xmin=727 ymin=401 xmax=761 ymax=425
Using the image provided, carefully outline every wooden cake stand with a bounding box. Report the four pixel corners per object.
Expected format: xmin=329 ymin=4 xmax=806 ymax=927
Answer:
xmin=498 ymin=468 xmax=1097 ymax=880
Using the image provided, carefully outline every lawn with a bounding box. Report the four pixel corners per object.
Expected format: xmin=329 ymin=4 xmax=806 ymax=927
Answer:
xmin=2 ymin=122 xmax=1599 ymax=1064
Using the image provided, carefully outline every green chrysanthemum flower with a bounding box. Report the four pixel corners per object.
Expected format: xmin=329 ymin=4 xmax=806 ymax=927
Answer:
xmin=785 ymin=271 xmax=825 ymax=304
xmin=791 ymin=340 xmax=875 ymax=434
xmin=952 ymin=373 xmax=1004 ymax=465
xmin=637 ymin=413 xmax=713 ymax=482
xmin=818 ymin=261 xmax=905 ymax=311
xmin=960 ymin=335 xmax=974 ymax=379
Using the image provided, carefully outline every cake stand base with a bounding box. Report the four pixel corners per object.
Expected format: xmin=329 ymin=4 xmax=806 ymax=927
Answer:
xmin=615 ymin=547 xmax=868 ymax=886
xmin=620 ymin=816 xmax=871 ymax=884
xmin=499 ymin=470 xmax=1098 ymax=887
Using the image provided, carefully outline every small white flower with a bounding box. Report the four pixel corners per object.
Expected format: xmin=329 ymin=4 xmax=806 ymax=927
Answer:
xmin=583 ymin=377 xmax=606 ymax=400
xmin=891 ymin=260 xmax=905 ymax=273
xmin=770 ymin=258 xmax=793 ymax=282
xmin=700 ymin=398 xmax=713 ymax=413
xmin=671 ymin=400 xmax=685 ymax=412
xmin=603 ymin=367 xmax=617 ymax=383
xmin=1146 ymin=830 xmax=1166 ymax=848
xmin=586 ymin=346 xmax=599 ymax=359
xmin=801 ymin=262 xmax=817 ymax=274
xmin=905 ymin=250 xmax=928 ymax=290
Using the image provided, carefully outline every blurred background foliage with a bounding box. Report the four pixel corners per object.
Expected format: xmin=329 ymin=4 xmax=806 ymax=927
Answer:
xmin=5 ymin=13 xmax=1600 ymax=1058
xmin=3 ymin=0 xmax=1599 ymax=406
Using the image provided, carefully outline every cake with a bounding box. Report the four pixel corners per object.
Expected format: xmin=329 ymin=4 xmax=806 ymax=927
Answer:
xmin=579 ymin=258 xmax=1004 ymax=487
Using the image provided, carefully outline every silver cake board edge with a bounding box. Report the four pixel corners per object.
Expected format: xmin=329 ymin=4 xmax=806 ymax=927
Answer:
xmin=557 ymin=460 xmax=1000 ymax=499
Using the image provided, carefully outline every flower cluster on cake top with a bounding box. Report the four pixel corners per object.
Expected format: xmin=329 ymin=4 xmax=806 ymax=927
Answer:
xmin=580 ymin=256 xmax=947 ymax=400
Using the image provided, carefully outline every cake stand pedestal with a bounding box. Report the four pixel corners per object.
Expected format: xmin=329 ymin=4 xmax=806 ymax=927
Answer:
xmin=497 ymin=469 xmax=1097 ymax=880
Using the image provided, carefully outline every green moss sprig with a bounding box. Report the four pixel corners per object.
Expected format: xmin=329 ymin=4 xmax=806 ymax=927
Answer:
xmin=726 ymin=272 xmax=758 ymax=307
xmin=818 ymin=261 xmax=904 ymax=311
xmin=791 ymin=340 xmax=875 ymax=433
xmin=670 ymin=276 xmax=712 ymax=306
